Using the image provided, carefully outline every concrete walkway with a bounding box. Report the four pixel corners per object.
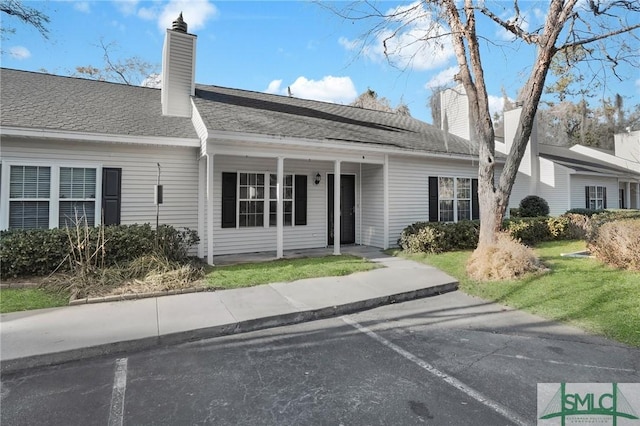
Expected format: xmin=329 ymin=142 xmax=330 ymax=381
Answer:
xmin=0 ymin=247 xmax=458 ymax=374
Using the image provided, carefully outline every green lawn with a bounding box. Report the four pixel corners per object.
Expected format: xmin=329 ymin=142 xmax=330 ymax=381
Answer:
xmin=394 ymin=240 xmax=640 ymax=347
xmin=0 ymin=288 xmax=69 ymax=313
xmin=206 ymin=255 xmax=380 ymax=289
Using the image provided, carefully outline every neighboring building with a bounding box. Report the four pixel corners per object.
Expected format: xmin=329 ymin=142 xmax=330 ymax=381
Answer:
xmin=1 ymin=15 xmax=489 ymax=264
xmin=439 ymin=88 xmax=640 ymax=216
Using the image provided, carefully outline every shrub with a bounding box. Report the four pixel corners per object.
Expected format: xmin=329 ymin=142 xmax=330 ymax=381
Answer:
xmin=398 ymin=221 xmax=479 ymax=253
xmin=1 ymin=224 xmax=199 ymax=278
xmin=566 ymin=208 xmax=601 ymax=217
xmin=588 ymin=219 xmax=640 ymax=270
xmin=509 ymin=208 xmax=521 ymax=218
xmin=519 ymin=195 xmax=550 ymax=217
xmin=466 ymin=233 xmax=547 ymax=281
xmin=546 ymin=216 xmax=585 ymax=240
xmin=503 ymin=217 xmax=552 ymax=246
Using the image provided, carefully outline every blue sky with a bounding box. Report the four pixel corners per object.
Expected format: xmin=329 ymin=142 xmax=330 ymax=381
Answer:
xmin=2 ymin=0 xmax=639 ymax=124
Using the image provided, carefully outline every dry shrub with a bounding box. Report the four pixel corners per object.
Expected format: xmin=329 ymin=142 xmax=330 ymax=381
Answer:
xmin=466 ymin=233 xmax=547 ymax=281
xmin=588 ymin=219 xmax=640 ymax=271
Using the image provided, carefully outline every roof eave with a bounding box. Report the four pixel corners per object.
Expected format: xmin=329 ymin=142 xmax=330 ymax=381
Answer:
xmin=0 ymin=126 xmax=200 ymax=148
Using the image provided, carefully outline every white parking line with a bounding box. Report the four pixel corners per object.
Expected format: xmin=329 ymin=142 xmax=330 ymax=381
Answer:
xmin=108 ymin=358 xmax=128 ymax=426
xmin=494 ymin=353 xmax=636 ymax=372
xmin=341 ymin=316 xmax=529 ymax=426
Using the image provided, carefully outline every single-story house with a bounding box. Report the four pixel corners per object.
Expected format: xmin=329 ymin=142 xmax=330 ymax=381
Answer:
xmin=439 ymin=87 xmax=640 ymax=216
xmin=1 ymin=15 xmax=491 ymax=264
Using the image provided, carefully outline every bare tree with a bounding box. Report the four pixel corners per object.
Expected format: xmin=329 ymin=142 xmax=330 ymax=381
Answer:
xmin=327 ymin=0 xmax=640 ymax=250
xmin=74 ymin=39 xmax=159 ymax=86
xmin=350 ymin=88 xmax=412 ymax=116
xmin=0 ymin=0 xmax=50 ymax=40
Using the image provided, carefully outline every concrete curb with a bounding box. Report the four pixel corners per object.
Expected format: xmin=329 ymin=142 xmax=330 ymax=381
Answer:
xmin=0 ymin=281 xmax=457 ymax=375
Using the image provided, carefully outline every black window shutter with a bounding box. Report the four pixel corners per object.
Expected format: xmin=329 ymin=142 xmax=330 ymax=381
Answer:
xmin=221 ymin=172 xmax=237 ymax=228
xmin=294 ymin=175 xmax=307 ymax=226
xmin=472 ymin=178 xmax=480 ymax=220
xmin=428 ymin=176 xmax=439 ymax=222
xmin=585 ymin=186 xmax=590 ymax=209
xmin=603 ymin=187 xmax=607 ymax=209
xmin=102 ymin=168 xmax=121 ymax=226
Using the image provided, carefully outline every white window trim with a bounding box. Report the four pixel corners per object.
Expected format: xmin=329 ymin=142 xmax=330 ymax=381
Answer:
xmin=236 ymin=171 xmax=267 ymax=229
xmin=587 ymin=185 xmax=606 ymax=210
xmin=234 ymin=170 xmax=299 ymax=229
xmin=269 ymin=173 xmax=295 ymax=228
xmin=0 ymin=159 xmax=102 ymax=230
xmin=438 ymin=176 xmax=473 ymax=223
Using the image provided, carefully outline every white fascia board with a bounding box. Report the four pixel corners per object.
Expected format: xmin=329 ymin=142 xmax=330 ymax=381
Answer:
xmin=205 ymin=129 xmax=484 ymax=163
xmin=0 ymin=126 xmax=200 ymax=148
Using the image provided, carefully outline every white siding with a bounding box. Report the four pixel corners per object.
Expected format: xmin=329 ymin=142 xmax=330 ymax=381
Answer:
xmin=209 ymin=155 xmax=362 ymax=255
xmin=387 ymin=155 xmax=478 ymax=248
xmin=1 ymin=138 xmax=199 ymax=231
xmin=570 ymin=175 xmax=619 ymax=211
xmin=361 ymin=164 xmax=384 ymax=248
xmin=614 ymin=130 xmax=640 ymax=163
xmin=538 ymin=158 xmax=571 ymax=216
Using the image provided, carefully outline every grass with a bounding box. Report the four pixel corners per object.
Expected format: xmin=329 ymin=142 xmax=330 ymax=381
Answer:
xmin=0 ymin=254 xmax=379 ymax=313
xmin=205 ymin=255 xmax=380 ymax=289
xmin=394 ymin=240 xmax=640 ymax=347
xmin=0 ymin=288 xmax=69 ymax=313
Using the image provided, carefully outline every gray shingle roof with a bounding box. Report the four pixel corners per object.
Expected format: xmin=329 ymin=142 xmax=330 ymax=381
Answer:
xmin=193 ymin=84 xmax=478 ymax=156
xmin=0 ymin=68 xmax=198 ymax=139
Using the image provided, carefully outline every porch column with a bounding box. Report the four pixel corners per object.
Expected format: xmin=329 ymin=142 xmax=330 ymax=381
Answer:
xmin=207 ymin=154 xmax=214 ymax=265
xmin=383 ymin=154 xmax=389 ymax=250
xmin=197 ymin=157 xmax=206 ymax=258
xmin=625 ymin=181 xmax=631 ymax=209
xmin=333 ymin=160 xmax=341 ymax=255
xmin=276 ymin=156 xmax=284 ymax=259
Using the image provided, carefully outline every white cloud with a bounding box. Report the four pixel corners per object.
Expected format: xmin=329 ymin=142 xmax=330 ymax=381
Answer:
xmin=488 ymin=94 xmax=513 ymax=118
xmin=138 ymin=7 xmax=156 ymax=21
xmin=74 ymin=2 xmax=91 ymax=13
xmin=114 ymin=0 xmax=139 ymax=16
xmin=495 ymin=11 xmax=531 ymax=41
xmin=265 ymin=76 xmax=357 ymax=104
xmin=157 ymin=0 xmax=218 ymax=32
xmin=9 ymin=46 xmax=31 ymax=60
xmin=265 ymin=79 xmax=283 ymax=94
xmin=425 ymin=66 xmax=459 ymax=89
xmin=339 ymin=1 xmax=454 ymax=71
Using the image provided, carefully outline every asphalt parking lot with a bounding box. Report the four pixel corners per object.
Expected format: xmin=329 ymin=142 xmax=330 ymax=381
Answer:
xmin=2 ymin=291 xmax=638 ymax=425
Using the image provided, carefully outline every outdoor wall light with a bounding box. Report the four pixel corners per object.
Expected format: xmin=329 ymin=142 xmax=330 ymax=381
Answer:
xmin=314 ymin=172 xmax=321 ymax=185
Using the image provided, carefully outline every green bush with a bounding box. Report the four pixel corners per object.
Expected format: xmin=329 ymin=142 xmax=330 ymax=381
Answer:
xmin=398 ymin=221 xmax=479 ymax=253
xmin=503 ymin=217 xmax=552 ymax=245
xmin=1 ymin=224 xmax=199 ymax=278
xmin=519 ymin=195 xmax=550 ymax=217
xmin=588 ymin=219 xmax=640 ymax=270
xmin=566 ymin=208 xmax=601 ymax=217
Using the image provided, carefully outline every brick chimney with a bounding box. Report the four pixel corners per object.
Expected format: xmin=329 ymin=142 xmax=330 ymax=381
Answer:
xmin=161 ymin=13 xmax=197 ymax=117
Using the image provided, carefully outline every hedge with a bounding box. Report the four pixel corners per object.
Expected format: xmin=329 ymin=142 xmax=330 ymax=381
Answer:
xmin=1 ymin=224 xmax=199 ymax=279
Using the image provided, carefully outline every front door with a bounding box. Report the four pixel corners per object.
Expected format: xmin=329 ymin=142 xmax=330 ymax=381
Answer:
xmin=328 ymin=174 xmax=356 ymax=245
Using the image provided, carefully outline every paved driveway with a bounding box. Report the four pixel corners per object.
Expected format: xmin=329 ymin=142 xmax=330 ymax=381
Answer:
xmin=2 ymin=291 xmax=638 ymax=425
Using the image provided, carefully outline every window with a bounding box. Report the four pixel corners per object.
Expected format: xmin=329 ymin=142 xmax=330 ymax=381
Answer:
xmin=429 ymin=176 xmax=478 ymax=223
xmin=59 ymin=167 xmax=96 ymax=227
xmin=9 ymin=165 xmax=51 ymax=229
xmin=586 ymin=185 xmax=606 ymax=210
xmin=221 ymin=172 xmax=307 ymax=229
xmin=238 ymin=172 xmax=264 ymax=227
xmin=269 ymin=174 xmax=293 ymax=226
xmin=3 ymin=163 xmax=100 ymax=230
